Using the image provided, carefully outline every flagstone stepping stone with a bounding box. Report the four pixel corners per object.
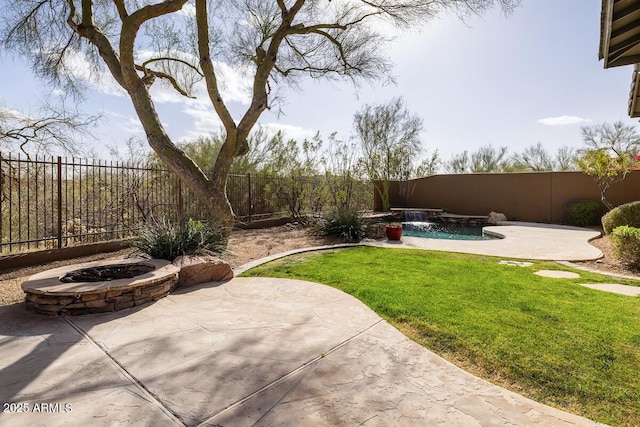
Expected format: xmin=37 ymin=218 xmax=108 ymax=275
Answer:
xmin=534 ymin=270 xmax=580 ymax=279
xmin=579 ymin=283 xmax=640 ymax=296
xmin=499 ymin=260 xmax=533 ymax=267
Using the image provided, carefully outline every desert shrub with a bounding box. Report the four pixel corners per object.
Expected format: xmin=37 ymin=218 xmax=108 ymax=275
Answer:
xmin=601 ymin=201 xmax=640 ymax=234
xmin=610 ymin=226 xmax=640 ymax=267
xmin=565 ymin=200 xmax=600 ymax=227
xmin=134 ymin=217 xmax=224 ymax=261
xmin=318 ymin=209 xmax=366 ymax=242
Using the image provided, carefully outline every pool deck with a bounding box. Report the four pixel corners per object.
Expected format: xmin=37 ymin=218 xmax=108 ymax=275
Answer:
xmin=371 ymin=221 xmax=603 ymax=261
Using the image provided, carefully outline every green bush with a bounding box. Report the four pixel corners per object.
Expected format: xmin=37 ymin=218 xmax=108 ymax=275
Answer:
xmin=318 ymin=209 xmax=366 ymax=242
xmin=565 ymin=199 xmax=600 ymax=227
xmin=134 ymin=217 xmax=224 ymax=261
xmin=602 ymin=201 xmax=640 ymax=234
xmin=611 ymin=226 xmax=640 ymax=267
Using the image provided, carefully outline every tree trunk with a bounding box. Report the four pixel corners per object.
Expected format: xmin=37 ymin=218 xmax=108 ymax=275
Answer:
xmin=126 ymin=78 xmax=236 ymax=240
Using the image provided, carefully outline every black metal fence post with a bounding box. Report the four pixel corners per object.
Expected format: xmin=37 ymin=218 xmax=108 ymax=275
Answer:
xmin=247 ymin=173 xmax=253 ymax=223
xmin=57 ymin=156 xmax=62 ymax=249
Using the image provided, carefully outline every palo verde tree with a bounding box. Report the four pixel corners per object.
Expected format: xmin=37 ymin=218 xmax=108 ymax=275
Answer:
xmin=354 ymin=97 xmax=424 ymax=211
xmin=2 ymin=0 xmax=518 ymax=237
xmin=445 ymin=144 xmax=509 ymax=173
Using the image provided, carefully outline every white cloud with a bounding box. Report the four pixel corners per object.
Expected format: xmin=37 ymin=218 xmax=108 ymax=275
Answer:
xmin=140 ymin=54 xmax=252 ymax=106
xmin=179 ymin=103 xmax=224 ymax=140
xmin=105 ymin=111 xmax=145 ymax=134
xmin=50 ymin=46 xmax=253 ymax=110
xmin=177 ymin=2 xmax=196 ymax=17
xmin=178 ymin=104 xmax=317 ymax=144
xmin=259 ymin=122 xmax=317 ymax=141
xmin=537 ymin=116 xmax=591 ymax=126
xmin=53 ymin=49 xmax=126 ymax=97
xmin=0 ymin=107 xmax=30 ymax=123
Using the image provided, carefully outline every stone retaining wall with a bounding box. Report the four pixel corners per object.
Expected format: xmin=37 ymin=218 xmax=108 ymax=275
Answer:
xmin=25 ymin=276 xmax=178 ymax=316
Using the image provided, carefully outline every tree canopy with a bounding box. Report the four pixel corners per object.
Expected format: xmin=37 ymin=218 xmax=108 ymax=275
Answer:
xmin=576 ymin=121 xmax=640 ymax=210
xmin=2 ymin=0 xmax=519 ymax=234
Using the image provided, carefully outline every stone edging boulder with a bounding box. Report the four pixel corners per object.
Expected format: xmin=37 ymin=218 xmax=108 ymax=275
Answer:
xmin=172 ymin=255 xmax=234 ymax=288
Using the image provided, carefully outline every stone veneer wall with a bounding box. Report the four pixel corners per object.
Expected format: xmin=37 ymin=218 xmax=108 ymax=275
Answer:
xmin=25 ymin=276 xmax=178 ymax=316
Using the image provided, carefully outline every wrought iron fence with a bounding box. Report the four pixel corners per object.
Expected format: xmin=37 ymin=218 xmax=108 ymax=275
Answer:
xmin=0 ymin=153 xmax=373 ymax=255
xmin=0 ymin=154 xmax=287 ymax=254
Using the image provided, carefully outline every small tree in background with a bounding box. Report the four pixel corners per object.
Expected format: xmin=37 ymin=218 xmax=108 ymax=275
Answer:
xmin=576 ymin=121 xmax=640 ymax=210
xmin=576 ymin=149 xmax=634 ymax=211
xmin=321 ymin=134 xmax=369 ymax=214
xmin=178 ymin=128 xmax=273 ymax=174
xmin=555 ymin=146 xmax=578 ymax=171
xmin=262 ymin=132 xmax=325 ymax=220
xmin=508 ymin=143 xmax=578 ymax=172
xmin=354 ymin=97 xmax=436 ymax=211
xmin=445 ymin=144 xmax=509 ymax=173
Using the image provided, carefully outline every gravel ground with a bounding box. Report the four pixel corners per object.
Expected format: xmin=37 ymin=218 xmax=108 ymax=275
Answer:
xmin=572 ymin=232 xmax=640 ymax=277
xmin=1 ymin=224 xmax=637 ymax=308
xmin=0 ymin=224 xmax=340 ymax=307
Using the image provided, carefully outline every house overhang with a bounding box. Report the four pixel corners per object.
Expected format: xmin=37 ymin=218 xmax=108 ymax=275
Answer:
xmin=629 ymin=64 xmax=640 ymax=117
xmin=600 ymin=0 xmax=640 ymax=117
xmin=600 ymin=0 xmax=640 ymax=67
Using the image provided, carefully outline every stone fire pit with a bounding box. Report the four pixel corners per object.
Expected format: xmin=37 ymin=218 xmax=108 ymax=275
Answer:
xmin=22 ymin=258 xmax=180 ymax=316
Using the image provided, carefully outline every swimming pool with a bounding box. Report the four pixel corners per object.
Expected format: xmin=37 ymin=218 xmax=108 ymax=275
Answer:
xmin=401 ymin=221 xmax=500 ymax=241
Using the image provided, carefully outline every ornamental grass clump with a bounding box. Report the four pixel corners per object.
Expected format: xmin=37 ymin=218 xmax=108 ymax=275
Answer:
xmin=610 ymin=225 xmax=640 ymax=267
xmin=134 ymin=217 xmax=225 ymax=261
xmin=318 ymin=209 xmax=366 ymax=242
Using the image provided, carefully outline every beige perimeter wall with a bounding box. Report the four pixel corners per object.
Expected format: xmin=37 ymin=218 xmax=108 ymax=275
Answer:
xmin=375 ymin=171 xmax=640 ymax=224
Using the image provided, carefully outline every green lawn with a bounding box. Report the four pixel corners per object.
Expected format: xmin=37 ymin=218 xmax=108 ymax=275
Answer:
xmin=241 ymin=246 xmax=640 ymax=427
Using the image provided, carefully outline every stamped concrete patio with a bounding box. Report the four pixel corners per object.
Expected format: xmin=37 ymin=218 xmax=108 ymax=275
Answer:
xmin=0 ymin=222 xmax=612 ymax=426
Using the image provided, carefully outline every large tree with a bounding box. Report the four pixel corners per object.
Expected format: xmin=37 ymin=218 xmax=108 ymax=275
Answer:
xmin=2 ymin=0 xmax=518 ymax=236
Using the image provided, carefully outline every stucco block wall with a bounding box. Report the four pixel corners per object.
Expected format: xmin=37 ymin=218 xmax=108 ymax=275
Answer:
xmin=376 ymin=171 xmax=640 ymax=224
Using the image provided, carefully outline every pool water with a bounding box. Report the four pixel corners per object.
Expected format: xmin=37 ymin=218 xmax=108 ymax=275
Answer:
xmin=401 ymin=221 xmax=500 ymax=241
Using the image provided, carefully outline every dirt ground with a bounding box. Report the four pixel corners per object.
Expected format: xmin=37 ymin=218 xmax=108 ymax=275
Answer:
xmin=1 ymin=224 xmax=637 ymax=308
xmin=0 ymin=224 xmax=341 ymax=307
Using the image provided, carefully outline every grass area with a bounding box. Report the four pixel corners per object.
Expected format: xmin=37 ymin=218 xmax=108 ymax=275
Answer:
xmin=241 ymin=247 xmax=640 ymax=427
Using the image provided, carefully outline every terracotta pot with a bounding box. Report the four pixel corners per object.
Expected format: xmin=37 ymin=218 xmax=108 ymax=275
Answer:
xmin=386 ymin=225 xmax=403 ymax=240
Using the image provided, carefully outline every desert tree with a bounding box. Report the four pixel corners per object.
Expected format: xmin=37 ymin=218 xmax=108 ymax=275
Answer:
xmin=509 ymin=143 xmax=577 ymax=172
xmin=554 ymin=146 xmax=577 ymax=171
xmin=178 ymin=127 xmax=273 ymax=174
xmin=470 ymin=144 xmax=508 ymax=172
xmin=321 ymin=133 xmax=371 ymax=213
xmin=580 ymin=121 xmax=640 ymax=158
xmin=576 ymin=121 xmax=640 ymax=210
xmin=445 ymin=150 xmax=469 ymax=173
xmin=510 ymin=142 xmax=554 ymax=172
xmin=2 ymin=0 xmax=518 ymax=236
xmin=445 ymin=144 xmax=508 ymax=173
xmin=354 ymin=97 xmax=430 ymax=210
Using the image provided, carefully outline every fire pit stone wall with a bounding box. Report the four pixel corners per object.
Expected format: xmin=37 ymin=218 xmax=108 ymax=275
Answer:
xmin=22 ymin=259 xmax=180 ymax=316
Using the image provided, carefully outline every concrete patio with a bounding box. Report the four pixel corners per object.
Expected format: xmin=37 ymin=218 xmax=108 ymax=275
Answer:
xmin=0 ymin=222 xmax=614 ymax=426
xmin=0 ymin=277 xmax=605 ymax=426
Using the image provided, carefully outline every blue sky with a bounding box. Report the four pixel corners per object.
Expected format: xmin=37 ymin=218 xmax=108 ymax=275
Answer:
xmin=1 ymin=0 xmax=637 ymax=167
